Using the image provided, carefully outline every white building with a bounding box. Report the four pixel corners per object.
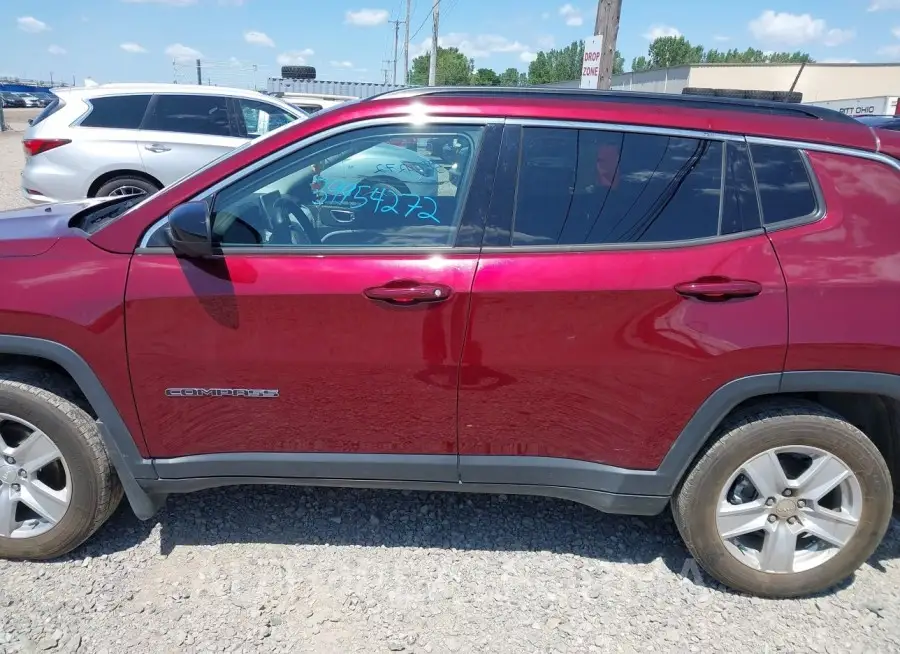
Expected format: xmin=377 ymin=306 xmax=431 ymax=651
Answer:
xmin=546 ymin=62 xmax=900 ymax=104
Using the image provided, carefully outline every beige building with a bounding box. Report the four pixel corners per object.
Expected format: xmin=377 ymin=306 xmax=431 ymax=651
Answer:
xmin=608 ymin=63 xmax=900 ymax=103
xmin=547 ymin=63 xmax=900 ymax=104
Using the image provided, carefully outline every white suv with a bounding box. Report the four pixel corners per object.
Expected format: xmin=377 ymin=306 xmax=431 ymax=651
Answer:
xmin=21 ymin=83 xmax=306 ymax=202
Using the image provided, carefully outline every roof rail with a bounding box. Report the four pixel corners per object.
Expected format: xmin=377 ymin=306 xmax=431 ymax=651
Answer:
xmin=367 ymin=86 xmax=858 ymax=124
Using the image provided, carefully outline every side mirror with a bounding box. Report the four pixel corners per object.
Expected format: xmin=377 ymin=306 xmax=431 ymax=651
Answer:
xmin=165 ymin=201 xmax=213 ymax=257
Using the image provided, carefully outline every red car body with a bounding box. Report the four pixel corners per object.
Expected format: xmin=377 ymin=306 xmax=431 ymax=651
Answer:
xmin=1 ymin=88 xmax=899 ymax=518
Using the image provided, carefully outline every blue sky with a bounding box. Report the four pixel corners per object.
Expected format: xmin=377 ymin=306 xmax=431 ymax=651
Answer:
xmin=3 ymin=1 xmax=900 ymax=87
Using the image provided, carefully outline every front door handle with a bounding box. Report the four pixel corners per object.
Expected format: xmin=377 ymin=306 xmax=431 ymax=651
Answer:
xmin=144 ymin=144 xmax=171 ymax=153
xmin=674 ymin=277 xmax=762 ymax=301
xmin=364 ymin=280 xmax=452 ymax=305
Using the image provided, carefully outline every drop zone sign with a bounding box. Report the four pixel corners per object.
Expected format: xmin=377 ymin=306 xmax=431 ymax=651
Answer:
xmin=580 ymin=35 xmax=604 ymax=89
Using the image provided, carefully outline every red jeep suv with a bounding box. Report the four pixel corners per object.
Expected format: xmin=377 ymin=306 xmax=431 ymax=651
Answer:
xmin=0 ymin=87 xmax=898 ymax=598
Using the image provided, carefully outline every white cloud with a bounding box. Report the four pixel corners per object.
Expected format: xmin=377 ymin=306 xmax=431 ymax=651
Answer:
xmin=643 ymin=24 xmax=681 ymax=40
xmin=17 ymin=16 xmax=49 ymax=33
xmin=121 ymin=0 xmax=198 ymax=5
xmin=47 ymin=45 xmax=66 ymax=55
xmin=893 ymin=26 xmax=900 ymax=38
xmin=713 ymin=35 xmax=730 ymax=42
xmin=345 ymin=8 xmax=389 ymax=27
xmin=559 ymin=4 xmax=583 ymax=27
xmin=244 ymin=30 xmax=274 ymax=47
xmin=121 ymin=42 xmax=148 ymax=53
xmin=520 ymin=51 xmax=537 ymax=63
xmin=165 ymin=43 xmax=203 ymax=61
xmin=277 ymin=49 xmax=314 ymax=65
xmin=748 ymin=11 xmax=855 ymax=47
xmin=330 ymin=60 xmax=354 ymax=68
xmin=411 ymin=33 xmax=530 ymax=60
xmin=869 ymin=0 xmax=900 ymax=10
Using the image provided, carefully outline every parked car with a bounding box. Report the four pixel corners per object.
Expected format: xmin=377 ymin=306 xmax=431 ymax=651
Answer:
xmin=856 ymin=114 xmax=900 ymax=131
xmin=21 ymin=83 xmax=306 ymax=202
xmin=30 ymin=91 xmax=56 ymax=108
xmin=269 ymin=91 xmax=357 ymax=114
xmin=1 ymin=87 xmax=899 ymax=599
xmin=14 ymin=93 xmax=42 ymax=108
xmin=0 ymin=92 xmax=26 ymax=108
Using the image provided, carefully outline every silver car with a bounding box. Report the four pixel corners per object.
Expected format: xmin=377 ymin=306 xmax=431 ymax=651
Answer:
xmin=21 ymin=83 xmax=305 ymax=202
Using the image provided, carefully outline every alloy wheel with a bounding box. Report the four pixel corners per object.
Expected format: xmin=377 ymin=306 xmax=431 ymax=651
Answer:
xmin=716 ymin=445 xmax=862 ymax=574
xmin=0 ymin=414 xmax=71 ymax=539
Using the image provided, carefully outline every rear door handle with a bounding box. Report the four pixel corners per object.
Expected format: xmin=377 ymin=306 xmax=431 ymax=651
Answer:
xmin=364 ymin=281 xmax=452 ymax=305
xmin=144 ymin=144 xmax=171 ymax=153
xmin=674 ymin=277 xmax=762 ymax=301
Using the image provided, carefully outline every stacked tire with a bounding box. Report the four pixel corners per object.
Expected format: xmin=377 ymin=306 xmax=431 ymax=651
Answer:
xmin=682 ymin=87 xmax=803 ymax=103
xmin=281 ymin=66 xmax=316 ymax=80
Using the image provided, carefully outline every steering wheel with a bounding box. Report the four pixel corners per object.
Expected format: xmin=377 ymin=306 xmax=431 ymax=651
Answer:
xmin=272 ymin=197 xmax=321 ymax=245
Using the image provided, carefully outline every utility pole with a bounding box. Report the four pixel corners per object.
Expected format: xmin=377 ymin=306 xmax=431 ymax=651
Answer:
xmin=593 ymin=0 xmax=622 ymax=90
xmin=389 ymin=19 xmax=402 ymax=84
xmin=404 ymin=0 xmax=411 ymax=84
xmin=381 ymin=60 xmax=391 ymax=84
xmin=428 ymin=0 xmax=440 ymax=86
xmin=196 ymin=58 xmax=202 ymax=85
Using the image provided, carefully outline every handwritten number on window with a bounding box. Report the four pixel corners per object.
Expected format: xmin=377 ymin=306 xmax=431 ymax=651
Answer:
xmin=310 ymin=181 xmax=441 ymax=223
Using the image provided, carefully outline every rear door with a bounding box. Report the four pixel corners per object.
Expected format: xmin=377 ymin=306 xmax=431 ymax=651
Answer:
xmin=458 ymin=123 xmax=788 ymax=485
xmin=137 ymin=93 xmax=246 ymax=186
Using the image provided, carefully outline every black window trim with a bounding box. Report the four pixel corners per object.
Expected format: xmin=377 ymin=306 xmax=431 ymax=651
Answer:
xmin=73 ymin=92 xmax=154 ymax=130
xmin=136 ymin=115 xmax=504 ymax=254
xmin=746 ymin=141 xmax=826 ymax=234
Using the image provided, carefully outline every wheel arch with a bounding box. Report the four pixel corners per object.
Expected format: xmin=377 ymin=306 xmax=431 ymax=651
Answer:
xmin=659 ymin=371 xmax=900 ymax=497
xmin=0 ymin=335 xmax=161 ymax=518
xmin=87 ymin=170 xmax=163 ymax=198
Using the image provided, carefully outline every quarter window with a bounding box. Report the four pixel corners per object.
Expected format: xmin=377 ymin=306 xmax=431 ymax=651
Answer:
xmin=143 ymin=94 xmax=233 ymax=137
xmin=750 ymin=144 xmax=818 ymax=225
xmin=236 ymin=99 xmax=297 ymax=137
xmin=80 ymin=95 xmax=152 ymax=129
xmin=512 ymin=128 xmax=727 ymax=246
xmin=209 ymin=124 xmax=483 ymax=248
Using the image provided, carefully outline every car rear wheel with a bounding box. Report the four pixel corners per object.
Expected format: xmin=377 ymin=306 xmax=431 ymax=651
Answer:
xmin=672 ymin=400 xmax=893 ymax=598
xmin=0 ymin=376 xmax=122 ymax=560
xmin=95 ymin=176 xmax=160 ymax=199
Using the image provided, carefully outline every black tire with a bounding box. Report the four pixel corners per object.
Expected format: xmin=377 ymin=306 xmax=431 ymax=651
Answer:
xmin=672 ymin=400 xmax=893 ymax=598
xmin=745 ymin=89 xmax=776 ymax=101
xmin=772 ymin=90 xmax=803 ymax=103
xmin=281 ymin=65 xmax=316 ymax=80
xmin=0 ymin=374 xmax=122 ymax=560
xmin=682 ymin=87 xmax=716 ymax=96
xmin=95 ymin=176 xmax=160 ymax=199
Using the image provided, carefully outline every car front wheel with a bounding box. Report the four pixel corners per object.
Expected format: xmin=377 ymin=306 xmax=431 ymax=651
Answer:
xmin=673 ymin=400 xmax=893 ymax=598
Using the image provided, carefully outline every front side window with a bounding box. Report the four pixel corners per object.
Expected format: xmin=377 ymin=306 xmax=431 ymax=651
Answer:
xmin=750 ymin=144 xmax=818 ymax=225
xmin=143 ymin=94 xmax=232 ymax=137
xmin=237 ymin=99 xmax=297 ymax=137
xmin=209 ymin=124 xmax=483 ymax=248
xmin=80 ymin=94 xmax=152 ymax=129
xmin=512 ymin=127 xmax=727 ymax=246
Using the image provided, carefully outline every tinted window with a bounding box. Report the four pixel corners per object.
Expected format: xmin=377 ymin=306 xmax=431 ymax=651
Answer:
xmin=750 ymin=144 xmax=817 ymax=225
xmin=209 ymin=124 xmax=483 ymax=248
xmin=144 ymin=94 xmax=232 ymax=137
xmin=721 ymin=141 xmax=761 ymax=235
xmin=80 ymin=95 xmax=151 ymax=129
xmin=513 ymin=128 xmax=725 ymax=246
xmin=236 ymin=99 xmax=297 ymax=137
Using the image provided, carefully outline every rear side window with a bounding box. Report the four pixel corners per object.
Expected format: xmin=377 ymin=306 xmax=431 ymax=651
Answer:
xmin=80 ymin=94 xmax=151 ymax=129
xmin=143 ymin=94 xmax=233 ymax=137
xmin=512 ymin=127 xmax=726 ymax=246
xmin=29 ymin=96 xmax=63 ymax=127
xmin=750 ymin=144 xmax=818 ymax=225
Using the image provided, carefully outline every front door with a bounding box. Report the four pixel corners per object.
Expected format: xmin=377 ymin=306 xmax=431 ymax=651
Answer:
xmin=458 ymin=125 xmax=788 ymax=481
xmin=125 ymin=120 xmax=501 ymax=483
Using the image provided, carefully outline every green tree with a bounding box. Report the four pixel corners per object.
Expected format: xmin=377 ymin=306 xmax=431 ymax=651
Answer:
xmin=471 ymin=67 xmax=501 ymax=86
xmin=632 ymin=39 xmax=815 ymax=72
xmin=408 ymin=47 xmax=473 ymax=86
xmin=499 ymin=67 xmax=522 ymax=86
xmin=647 ymin=36 xmax=704 ymax=68
xmin=528 ymin=40 xmax=624 ymax=84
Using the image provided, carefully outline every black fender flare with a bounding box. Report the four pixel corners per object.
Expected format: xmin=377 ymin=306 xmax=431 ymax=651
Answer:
xmin=0 ymin=335 xmax=161 ymax=518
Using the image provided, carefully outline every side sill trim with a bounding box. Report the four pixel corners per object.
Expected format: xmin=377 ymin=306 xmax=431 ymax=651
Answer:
xmin=139 ymin=476 xmax=670 ymax=517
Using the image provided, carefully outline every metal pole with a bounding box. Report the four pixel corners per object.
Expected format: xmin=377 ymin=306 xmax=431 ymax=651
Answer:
xmin=196 ymin=59 xmax=202 ymax=85
xmin=404 ymin=0 xmax=411 ymax=84
xmin=594 ymin=0 xmax=622 ymax=90
xmin=391 ymin=20 xmax=401 ymax=84
xmin=428 ymin=0 xmax=440 ymax=86
xmin=0 ymin=101 xmax=6 ymax=132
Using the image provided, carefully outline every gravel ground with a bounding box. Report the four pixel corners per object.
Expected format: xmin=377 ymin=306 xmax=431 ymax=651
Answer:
xmin=1 ymin=124 xmax=900 ymax=654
